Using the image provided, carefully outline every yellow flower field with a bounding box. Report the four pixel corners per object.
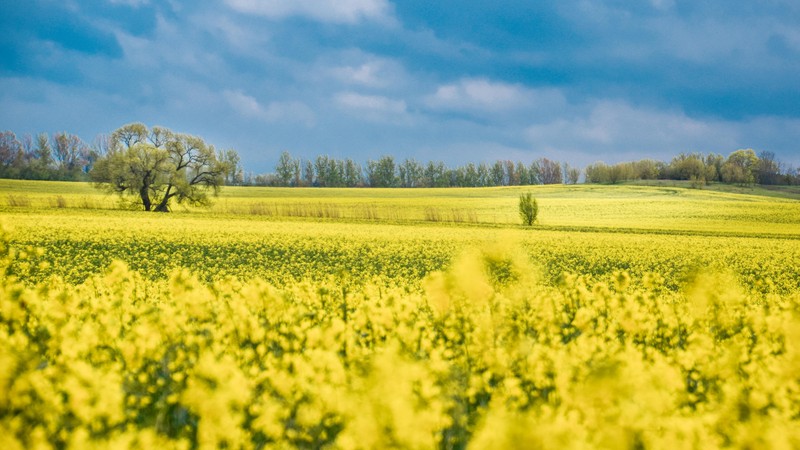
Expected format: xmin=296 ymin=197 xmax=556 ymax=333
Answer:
xmin=1 ymin=180 xmax=800 ymax=449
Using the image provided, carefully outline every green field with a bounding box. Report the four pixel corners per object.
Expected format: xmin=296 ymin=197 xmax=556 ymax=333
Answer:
xmin=2 ymin=179 xmax=800 ymax=449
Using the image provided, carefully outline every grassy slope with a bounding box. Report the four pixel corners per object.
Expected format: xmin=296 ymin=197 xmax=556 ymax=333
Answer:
xmin=626 ymin=179 xmax=800 ymax=200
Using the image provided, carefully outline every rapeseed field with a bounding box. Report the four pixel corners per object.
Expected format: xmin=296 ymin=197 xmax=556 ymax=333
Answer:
xmin=1 ymin=180 xmax=799 ymax=449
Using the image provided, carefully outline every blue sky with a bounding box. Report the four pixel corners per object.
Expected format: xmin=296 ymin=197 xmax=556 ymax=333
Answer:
xmin=2 ymin=0 xmax=799 ymax=172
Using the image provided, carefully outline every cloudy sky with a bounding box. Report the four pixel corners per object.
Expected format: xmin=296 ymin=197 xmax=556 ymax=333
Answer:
xmin=2 ymin=0 xmax=799 ymax=172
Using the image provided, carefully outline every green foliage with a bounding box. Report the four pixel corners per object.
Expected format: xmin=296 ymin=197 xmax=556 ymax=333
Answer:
xmin=721 ymin=149 xmax=759 ymax=186
xmin=274 ymin=150 xmax=299 ymax=187
xmin=90 ymin=123 xmax=234 ymax=212
xmin=689 ymin=175 xmax=705 ymax=189
xmin=0 ymin=130 xmax=93 ymax=181
xmin=366 ymin=155 xmax=398 ymax=188
xmin=586 ymin=159 xmax=669 ymax=184
xmin=518 ymin=192 xmax=538 ymax=226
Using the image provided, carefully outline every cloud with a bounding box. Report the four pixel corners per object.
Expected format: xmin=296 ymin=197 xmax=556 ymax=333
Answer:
xmin=329 ymin=60 xmax=399 ymax=88
xmin=4 ymin=0 xmax=800 ymax=173
xmin=224 ymin=90 xmax=315 ymax=126
xmin=224 ymin=0 xmax=393 ymax=24
xmin=335 ymin=91 xmax=407 ymax=114
xmin=224 ymin=90 xmax=262 ymax=117
xmin=433 ymin=79 xmax=518 ymax=107
xmin=2 ymin=4 xmax=123 ymax=61
xmin=426 ymin=78 xmax=565 ymax=114
xmin=203 ymin=15 xmax=273 ymax=53
xmin=108 ymin=0 xmax=150 ymax=6
xmin=525 ymin=100 xmax=741 ymax=162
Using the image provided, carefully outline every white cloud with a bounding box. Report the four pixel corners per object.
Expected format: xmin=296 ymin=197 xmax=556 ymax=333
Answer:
xmin=335 ymin=91 xmax=406 ymax=114
xmin=224 ymin=90 xmax=315 ymax=126
xmin=426 ymin=78 xmax=566 ymax=114
xmin=108 ymin=0 xmax=150 ymax=6
xmin=114 ymin=14 xmax=228 ymax=76
xmin=224 ymin=0 xmax=392 ymax=24
xmin=524 ymin=100 xmax=742 ymax=162
xmin=330 ymin=60 xmax=398 ymax=88
xmin=428 ymin=79 xmax=518 ymax=109
xmin=224 ymin=90 xmax=263 ymax=117
xmin=205 ymin=15 xmax=272 ymax=52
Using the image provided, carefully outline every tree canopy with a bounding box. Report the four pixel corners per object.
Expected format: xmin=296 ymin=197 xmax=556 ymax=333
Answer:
xmin=583 ymin=149 xmax=798 ymax=186
xmin=90 ymin=123 xmax=234 ymax=212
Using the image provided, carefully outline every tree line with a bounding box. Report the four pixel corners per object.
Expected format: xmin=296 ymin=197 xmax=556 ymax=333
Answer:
xmin=256 ymin=149 xmax=800 ymax=188
xmin=585 ymin=149 xmax=799 ymax=186
xmin=0 ymin=130 xmax=105 ymax=181
xmin=0 ymin=129 xmax=244 ymax=187
xmin=253 ymin=151 xmax=580 ymax=188
xmin=3 ymin=127 xmax=799 ymax=189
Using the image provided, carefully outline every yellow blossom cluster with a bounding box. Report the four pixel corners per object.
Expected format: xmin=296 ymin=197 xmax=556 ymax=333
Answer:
xmin=2 ymin=231 xmax=799 ymax=449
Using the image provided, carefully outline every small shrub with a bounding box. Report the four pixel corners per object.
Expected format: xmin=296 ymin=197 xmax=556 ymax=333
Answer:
xmin=356 ymin=204 xmax=379 ymax=220
xmin=77 ymin=197 xmax=99 ymax=209
xmin=424 ymin=207 xmax=442 ymax=222
xmin=249 ymin=202 xmax=275 ymax=216
xmin=689 ymin=175 xmax=706 ymax=189
xmin=49 ymin=195 xmax=68 ymax=208
xmin=7 ymin=194 xmax=31 ymax=207
xmin=315 ymin=203 xmax=341 ymax=219
xmin=518 ymin=192 xmax=538 ymax=226
xmin=446 ymin=209 xmax=479 ymax=224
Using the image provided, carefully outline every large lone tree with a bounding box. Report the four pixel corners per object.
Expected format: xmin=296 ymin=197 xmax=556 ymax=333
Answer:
xmin=91 ymin=123 xmax=233 ymax=212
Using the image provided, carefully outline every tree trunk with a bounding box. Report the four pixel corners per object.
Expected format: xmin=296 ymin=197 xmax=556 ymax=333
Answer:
xmin=140 ymin=186 xmax=151 ymax=211
xmin=154 ymin=184 xmax=173 ymax=212
xmin=154 ymin=200 xmax=170 ymax=212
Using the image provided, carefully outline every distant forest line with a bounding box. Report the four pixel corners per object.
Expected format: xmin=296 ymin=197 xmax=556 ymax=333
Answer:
xmin=2 ymin=129 xmax=799 ymax=188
